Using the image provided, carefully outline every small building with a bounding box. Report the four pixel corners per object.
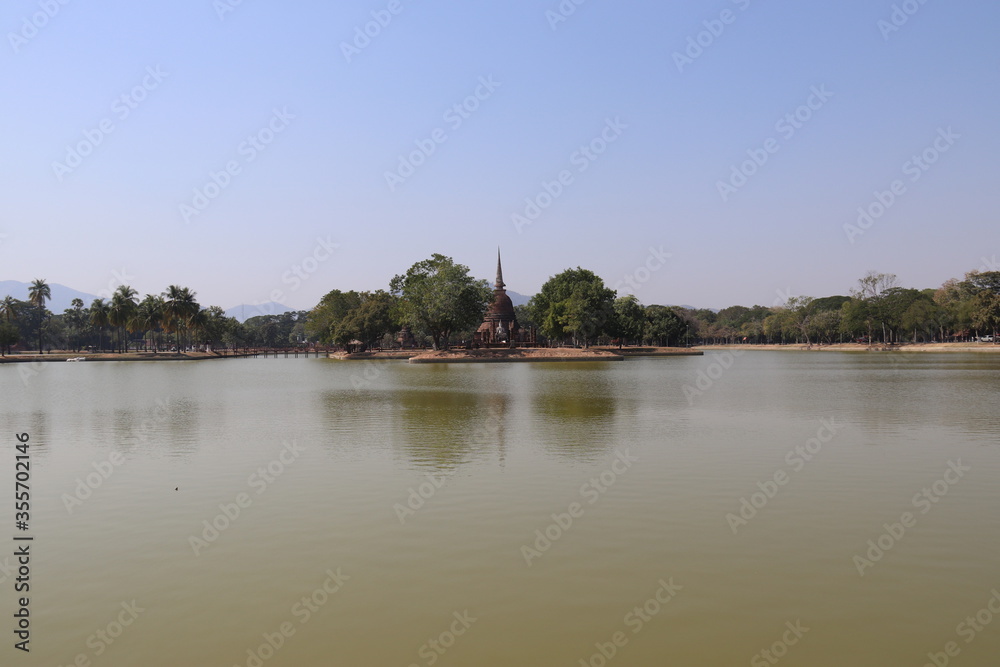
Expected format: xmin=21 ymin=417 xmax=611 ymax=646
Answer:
xmin=396 ymin=325 xmax=417 ymax=348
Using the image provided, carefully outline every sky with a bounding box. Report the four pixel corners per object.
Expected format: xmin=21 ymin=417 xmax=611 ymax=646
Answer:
xmin=1 ymin=0 xmax=998 ymax=311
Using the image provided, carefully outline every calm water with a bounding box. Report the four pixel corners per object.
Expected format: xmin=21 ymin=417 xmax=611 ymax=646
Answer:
xmin=1 ymin=351 xmax=999 ymax=666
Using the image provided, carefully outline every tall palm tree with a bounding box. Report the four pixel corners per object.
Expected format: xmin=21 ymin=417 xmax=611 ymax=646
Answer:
xmin=162 ymin=285 xmax=199 ymax=352
xmin=27 ymin=278 xmax=51 ymax=354
xmin=89 ymin=299 xmax=110 ymax=352
xmin=134 ymin=295 xmax=164 ymax=352
xmin=108 ymin=285 xmax=138 ymax=353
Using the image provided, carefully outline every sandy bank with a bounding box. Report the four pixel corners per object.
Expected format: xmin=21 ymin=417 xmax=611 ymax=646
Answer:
xmin=594 ymin=346 xmax=703 ymax=357
xmin=329 ymin=351 xmax=419 ymax=360
xmin=407 ymin=348 xmax=624 ymax=363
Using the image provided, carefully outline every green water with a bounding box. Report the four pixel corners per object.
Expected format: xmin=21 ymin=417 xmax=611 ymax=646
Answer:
xmin=1 ymin=351 xmax=999 ymax=666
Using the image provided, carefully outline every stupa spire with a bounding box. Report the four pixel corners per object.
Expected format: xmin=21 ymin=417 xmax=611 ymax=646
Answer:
xmin=495 ymin=247 xmax=505 ymax=290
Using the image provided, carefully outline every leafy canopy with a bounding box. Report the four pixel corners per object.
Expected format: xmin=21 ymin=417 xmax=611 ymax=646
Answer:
xmin=390 ymin=254 xmax=491 ymax=349
xmin=529 ymin=267 xmax=616 ymax=346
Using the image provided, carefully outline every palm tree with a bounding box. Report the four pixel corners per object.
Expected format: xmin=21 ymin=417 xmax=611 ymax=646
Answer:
xmin=108 ymin=285 xmax=138 ymax=353
xmin=89 ymin=299 xmax=110 ymax=352
xmin=64 ymin=298 xmax=87 ymax=352
xmin=0 ymin=295 xmax=20 ymax=322
xmin=162 ymin=285 xmax=199 ymax=352
xmin=0 ymin=296 xmax=21 ymax=356
xmin=189 ymin=308 xmax=207 ymax=350
xmin=27 ymin=278 xmax=51 ymax=354
xmin=134 ymin=295 xmax=164 ymax=352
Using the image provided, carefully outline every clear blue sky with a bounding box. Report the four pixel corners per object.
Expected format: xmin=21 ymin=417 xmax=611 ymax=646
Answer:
xmin=2 ymin=0 xmax=998 ymax=310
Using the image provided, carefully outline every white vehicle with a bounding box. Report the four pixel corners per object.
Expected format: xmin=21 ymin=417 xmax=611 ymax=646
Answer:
xmin=980 ymin=335 xmax=994 ymax=342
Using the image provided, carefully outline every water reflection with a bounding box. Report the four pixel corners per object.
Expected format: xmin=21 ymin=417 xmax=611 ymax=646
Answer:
xmin=830 ymin=353 xmax=1000 ymax=438
xmin=27 ymin=410 xmax=51 ymax=458
xmin=529 ymin=364 xmax=618 ymax=459
xmin=395 ymin=388 xmax=508 ymax=470
xmin=107 ymin=397 xmax=203 ymax=458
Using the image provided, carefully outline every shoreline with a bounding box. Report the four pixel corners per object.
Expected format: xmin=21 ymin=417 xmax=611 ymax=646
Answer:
xmin=696 ymin=343 xmax=1000 ymax=353
xmin=5 ymin=342 xmax=997 ymax=365
xmin=0 ymin=351 xmax=228 ymax=363
xmin=332 ymin=347 xmax=702 ymax=363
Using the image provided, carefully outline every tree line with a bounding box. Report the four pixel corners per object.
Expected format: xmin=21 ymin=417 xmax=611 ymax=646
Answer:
xmin=306 ymin=261 xmax=1000 ymax=349
xmin=0 ymin=280 xmax=309 ymax=355
xmin=3 ymin=263 xmax=997 ymax=355
xmin=307 ymin=256 xmax=697 ymax=350
xmin=691 ymin=270 xmax=1000 ymax=345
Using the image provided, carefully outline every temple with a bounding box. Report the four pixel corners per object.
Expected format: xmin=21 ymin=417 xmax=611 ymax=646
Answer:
xmin=473 ymin=249 xmax=536 ymax=347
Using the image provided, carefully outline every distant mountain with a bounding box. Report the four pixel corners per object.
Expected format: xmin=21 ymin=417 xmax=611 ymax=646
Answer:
xmin=0 ymin=280 xmax=99 ymax=313
xmin=225 ymin=302 xmax=295 ymax=322
xmin=507 ymin=290 xmax=531 ymax=307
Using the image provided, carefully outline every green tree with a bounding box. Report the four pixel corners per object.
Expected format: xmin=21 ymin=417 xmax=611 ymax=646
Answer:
xmin=763 ymin=307 xmax=798 ymax=344
xmin=27 ymin=278 xmax=51 ymax=353
xmin=260 ymin=320 xmax=278 ymax=347
xmin=340 ymin=291 xmax=397 ymax=348
xmin=62 ymin=298 xmax=88 ymax=352
xmin=879 ymin=288 xmax=925 ymax=343
xmin=0 ymin=296 xmax=23 ymax=355
xmin=673 ymin=308 xmax=702 ymax=345
xmin=851 ymin=271 xmax=899 ymax=343
xmin=839 ymin=298 xmax=870 ymax=342
xmin=963 ymin=270 xmax=1000 ymax=294
xmin=0 ymin=296 xmax=21 ymax=323
xmin=802 ymin=296 xmax=850 ymax=344
xmin=109 ymin=285 xmax=138 ymax=353
xmin=513 ymin=304 xmax=536 ymax=332
xmin=243 ymin=311 xmax=308 ymax=348
xmin=778 ymin=296 xmax=815 ymax=344
xmin=306 ymin=290 xmax=362 ymax=345
xmin=900 ymin=297 xmax=945 ymax=342
xmin=0 ymin=321 xmax=18 ymax=356
xmin=135 ymin=295 xmax=165 ymax=352
xmin=960 ymin=271 xmax=1000 ymax=339
xmin=162 ymin=286 xmax=199 ymax=352
xmin=643 ymin=305 xmax=686 ymax=347
xmin=222 ymin=321 xmax=247 ymax=350
xmin=89 ymin=299 xmax=110 ymax=352
xmin=807 ymin=309 xmax=842 ymax=344
xmin=612 ymin=295 xmax=645 ymax=347
xmin=390 ymin=254 xmax=492 ymax=350
xmin=192 ymin=306 xmax=231 ymax=349
xmin=809 ymin=295 xmax=852 ymax=314
xmin=529 ymin=267 xmax=616 ymax=348
xmin=971 ymin=293 xmax=1000 ymax=339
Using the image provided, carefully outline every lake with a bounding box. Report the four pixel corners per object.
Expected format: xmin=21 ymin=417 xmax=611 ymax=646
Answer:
xmin=2 ymin=351 xmax=999 ymax=666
